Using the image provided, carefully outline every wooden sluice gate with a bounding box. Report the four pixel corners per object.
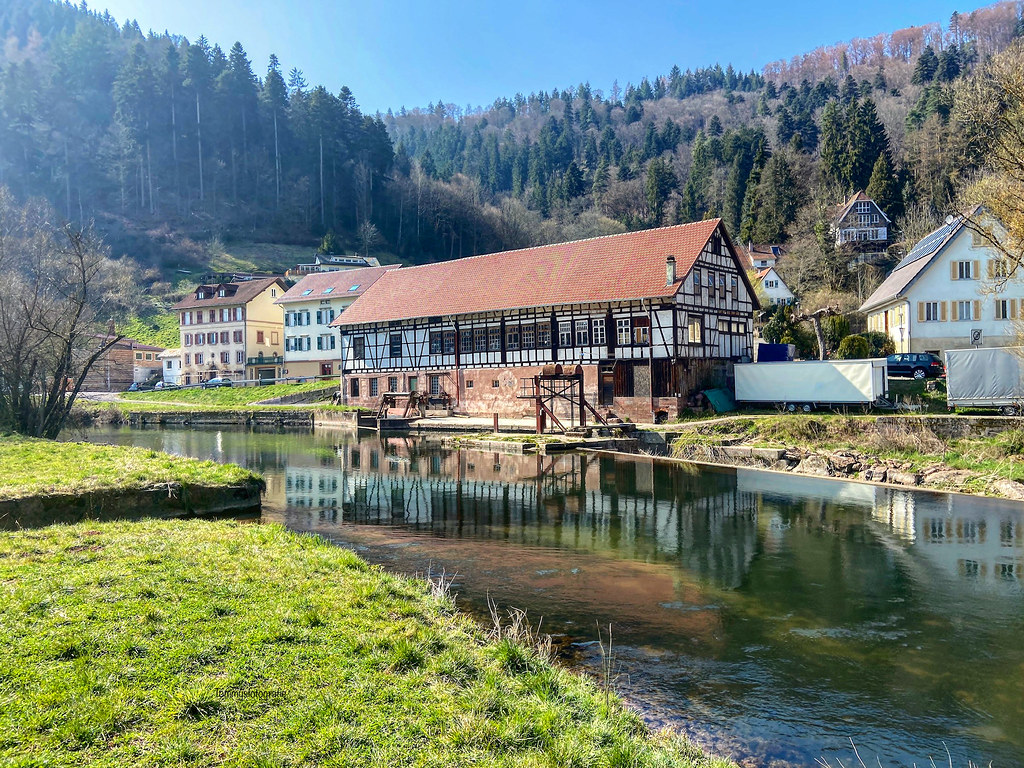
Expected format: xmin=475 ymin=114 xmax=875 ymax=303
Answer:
xmin=518 ymin=364 xmax=607 ymax=435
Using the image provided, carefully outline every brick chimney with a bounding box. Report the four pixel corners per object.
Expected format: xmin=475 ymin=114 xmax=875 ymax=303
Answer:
xmin=666 ymin=255 xmax=676 ymax=285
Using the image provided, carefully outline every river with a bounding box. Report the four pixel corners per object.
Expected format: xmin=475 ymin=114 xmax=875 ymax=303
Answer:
xmin=79 ymin=425 xmax=1024 ymax=768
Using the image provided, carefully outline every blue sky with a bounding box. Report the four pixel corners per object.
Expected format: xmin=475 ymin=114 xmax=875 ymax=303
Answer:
xmin=96 ymin=0 xmax=967 ymax=114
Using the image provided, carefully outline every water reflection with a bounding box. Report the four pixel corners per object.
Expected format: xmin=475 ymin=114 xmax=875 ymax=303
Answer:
xmin=83 ymin=426 xmax=1024 ymax=768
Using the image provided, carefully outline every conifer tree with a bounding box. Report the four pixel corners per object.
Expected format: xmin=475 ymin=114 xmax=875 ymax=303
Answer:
xmin=865 ymin=152 xmax=902 ymax=220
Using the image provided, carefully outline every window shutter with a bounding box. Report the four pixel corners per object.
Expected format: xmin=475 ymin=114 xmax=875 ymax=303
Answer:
xmin=951 ymin=261 xmax=958 ymax=281
xmin=988 ymin=260 xmax=995 ymax=279
xmin=940 ymin=301 xmax=948 ymax=321
xmin=973 ymin=260 xmax=980 ymax=279
xmin=952 ymin=302 xmax=959 ymax=321
xmin=917 ymin=302 xmax=925 ymax=322
xmin=974 ymin=300 xmax=981 ymax=320
xmin=317 ymin=337 xmax=323 ymax=351
xmin=1012 ymin=301 xmax=1018 ymax=320
xmin=316 ymin=310 xmax=322 ymax=324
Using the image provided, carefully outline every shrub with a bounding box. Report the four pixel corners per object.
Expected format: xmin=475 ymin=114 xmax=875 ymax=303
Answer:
xmin=860 ymin=330 xmax=896 ymax=357
xmin=822 ymin=315 xmax=851 ymax=354
xmin=835 ymin=334 xmax=871 ymax=359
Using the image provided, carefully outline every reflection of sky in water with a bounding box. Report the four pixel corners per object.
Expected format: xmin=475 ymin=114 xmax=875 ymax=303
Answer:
xmin=84 ymin=426 xmax=1024 ymax=768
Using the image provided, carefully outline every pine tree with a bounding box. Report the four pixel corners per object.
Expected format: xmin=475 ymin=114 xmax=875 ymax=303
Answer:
xmin=645 ymin=157 xmax=677 ymax=226
xmin=912 ymin=46 xmax=939 ymax=84
xmin=865 ymin=152 xmax=902 ymax=221
xmin=751 ymin=154 xmax=797 ymax=243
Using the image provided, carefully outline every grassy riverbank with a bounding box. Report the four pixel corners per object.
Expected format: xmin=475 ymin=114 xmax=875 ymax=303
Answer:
xmin=120 ymin=380 xmax=336 ymax=406
xmin=672 ymin=414 xmax=1024 ymax=495
xmin=0 ymin=436 xmax=257 ymax=501
xmin=0 ymin=520 xmax=732 ymax=768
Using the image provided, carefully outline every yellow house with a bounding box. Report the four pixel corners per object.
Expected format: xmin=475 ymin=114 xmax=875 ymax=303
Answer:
xmin=172 ymin=276 xmax=288 ymax=384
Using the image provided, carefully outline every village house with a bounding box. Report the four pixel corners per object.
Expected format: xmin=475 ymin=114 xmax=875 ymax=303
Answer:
xmin=332 ymin=220 xmax=758 ymax=422
xmin=275 ymin=265 xmax=398 ymax=379
xmin=286 ymin=253 xmax=381 ymax=277
xmin=79 ymin=335 xmax=165 ymax=391
xmin=860 ymin=211 xmax=1021 ymax=355
xmin=832 ymin=191 xmax=891 ymax=264
xmin=159 ymin=348 xmax=183 ymax=385
xmin=172 ymin=276 xmax=288 ymax=385
xmin=755 ymin=266 xmax=795 ymax=306
xmin=742 ymin=243 xmax=784 ymax=270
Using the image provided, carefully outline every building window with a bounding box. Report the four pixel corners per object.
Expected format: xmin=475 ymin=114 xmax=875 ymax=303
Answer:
xmin=474 ymin=328 xmax=487 ymax=352
xmin=956 ymin=261 xmax=974 ymax=280
xmin=616 ymin=318 xmax=631 ymax=345
xmin=184 ymin=354 xmax=191 ymax=365
xmin=352 ymin=336 xmax=365 ymax=360
xmin=492 ymin=380 xmax=499 ymax=388
xmin=522 ymin=325 xmax=535 ymax=349
xmin=271 ymin=332 xmax=279 ymax=345
xmin=459 ymin=329 xmax=473 ymax=354
xmin=856 ymin=201 xmax=870 ymax=214
xmin=992 ymin=259 xmax=1011 ymax=280
xmin=233 ymin=330 xmax=243 ymax=343
xmin=718 ymin=319 xmax=730 ymax=333
xmin=220 ymin=351 xmax=230 ymax=364
xmin=350 ymin=378 xmax=359 ymax=397
xmin=466 ymin=380 xmax=474 ymax=389
xmin=488 ymin=327 xmax=501 ymax=351
xmin=257 ymin=331 xmax=265 ymax=343
xmin=731 ymin=320 xmax=745 ymax=334
xmin=688 ymin=317 xmax=703 ymax=345
xmin=506 ymin=325 xmax=520 ymax=351
xmin=195 ymin=353 xmax=204 ymax=365
xmin=537 ymin=323 xmax=551 ymax=347
xmin=693 ymin=269 xmax=701 ymax=290
xmin=925 ymin=301 xmax=940 ymax=321
xmin=443 ymin=330 xmax=456 ymax=354
xmin=592 ymin=318 xmax=606 ymax=346
xmin=996 ymin=299 xmax=1015 ymax=320
xmin=558 ymin=321 xmax=572 ymax=347
xmin=632 ymin=317 xmax=650 ymax=345
xmin=388 ymin=376 xmax=398 ymax=392
xmin=389 ymin=333 xmax=402 ymax=357
xmin=166 ymin=361 xmax=172 ymax=369
xmin=574 ymin=319 xmax=589 ymax=346
xmin=956 ymin=300 xmax=973 ymax=321
xmin=370 ymin=378 xmax=379 ymax=397
xmin=430 ymin=332 xmax=443 ymax=355
xmin=430 ymin=375 xmax=441 ymax=395
xmin=236 ymin=351 xmax=244 ymax=364
xmin=185 ymin=333 xmax=193 ymax=346
xmin=219 ymin=331 xmax=229 ymax=344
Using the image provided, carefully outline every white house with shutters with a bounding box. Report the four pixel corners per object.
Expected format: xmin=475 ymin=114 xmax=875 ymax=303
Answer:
xmin=275 ymin=265 xmax=398 ymax=379
xmin=860 ymin=211 xmax=1022 ymax=355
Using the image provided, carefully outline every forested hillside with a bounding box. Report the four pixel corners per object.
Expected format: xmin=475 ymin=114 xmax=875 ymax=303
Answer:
xmin=1 ymin=0 xmax=1021 ymax=305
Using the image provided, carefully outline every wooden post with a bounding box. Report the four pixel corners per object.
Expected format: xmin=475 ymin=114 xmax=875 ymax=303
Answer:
xmin=578 ymin=372 xmax=586 ymax=428
xmin=493 ymin=412 xmax=499 ymax=434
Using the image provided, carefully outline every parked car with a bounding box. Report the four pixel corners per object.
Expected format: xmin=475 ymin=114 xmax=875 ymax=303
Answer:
xmin=885 ymin=353 xmax=944 ymax=379
xmin=154 ymin=381 xmax=179 ymax=390
xmin=202 ymin=377 xmax=233 ymax=389
xmin=125 ymin=382 xmax=153 ymax=392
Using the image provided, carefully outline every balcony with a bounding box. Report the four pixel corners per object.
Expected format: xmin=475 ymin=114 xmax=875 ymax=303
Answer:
xmin=247 ymin=355 xmax=284 ymax=366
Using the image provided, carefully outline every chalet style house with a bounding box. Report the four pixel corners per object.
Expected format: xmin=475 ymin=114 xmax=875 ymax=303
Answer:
xmin=275 ymin=265 xmax=398 ymax=379
xmin=832 ymin=192 xmax=891 ymax=264
xmin=332 ymin=220 xmax=758 ymax=422
xmin=860 ymin=211 xmax=1022 ymax=355
xmin=743 ymin=243 xmax=784 ymax=270
xmin=172 ymin=276 xmax=288 ymax=384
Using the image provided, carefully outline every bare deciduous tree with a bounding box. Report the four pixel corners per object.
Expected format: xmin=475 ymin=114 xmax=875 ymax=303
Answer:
xmin=0 ymin=189 xmax=127 ymax=438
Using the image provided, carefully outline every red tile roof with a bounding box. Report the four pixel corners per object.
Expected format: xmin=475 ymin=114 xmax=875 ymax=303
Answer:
xmin=333 ymin=220 xmax=734 ymax=326
xmin=275 ymin=265 xmax=399 ymax=305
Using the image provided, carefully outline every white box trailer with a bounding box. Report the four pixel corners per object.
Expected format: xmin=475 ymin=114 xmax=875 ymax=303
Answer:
xmin=945 ymin=346 xmax=1024 ymax=415
xmin=734 ymin=359 xmax=890 ymax=412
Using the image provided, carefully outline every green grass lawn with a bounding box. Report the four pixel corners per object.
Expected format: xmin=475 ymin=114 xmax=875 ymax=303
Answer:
xmin=0 ymin=436 xmax=257 ymax=501
xmin=121 ymin=380 xmax=337 ymax=407
xmin=0 ymin=520 xmax=731 ymax=768
xmin=117 ymin=312 xmax=182 ymax=349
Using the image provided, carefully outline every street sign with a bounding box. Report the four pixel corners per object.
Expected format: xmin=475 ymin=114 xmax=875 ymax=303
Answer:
xmin=970 ymin=328 xmax=984 ymax=347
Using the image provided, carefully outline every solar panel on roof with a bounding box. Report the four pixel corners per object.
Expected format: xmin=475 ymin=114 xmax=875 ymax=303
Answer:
xmin=893 ymin=220 xmax=959 ymax=270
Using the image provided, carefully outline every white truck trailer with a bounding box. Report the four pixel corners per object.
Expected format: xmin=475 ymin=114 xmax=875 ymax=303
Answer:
xmin=734 ymin=359 xmax=890 ymax=412
xmin=945 ymin=346 xmax=1024 ymax=415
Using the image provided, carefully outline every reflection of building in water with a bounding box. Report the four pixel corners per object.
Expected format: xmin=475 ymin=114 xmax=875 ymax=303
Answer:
xmin=282 ymin=439 xmax=760 ymax=588
xmin=868 ymin=487 xmax=1024 ymax=585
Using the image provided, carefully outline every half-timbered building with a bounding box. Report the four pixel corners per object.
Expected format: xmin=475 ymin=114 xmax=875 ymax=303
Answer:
xmin=332 ymin=220 xmax=758 ymax=422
